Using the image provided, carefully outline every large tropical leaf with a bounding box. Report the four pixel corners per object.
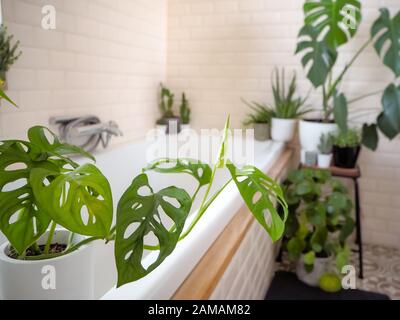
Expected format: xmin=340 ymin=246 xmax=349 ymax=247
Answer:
xmin=296 ymin=25 xmax=338 ymax=87
xmin=115 ymin=174 xmax=192 ymax=286
xmin=380 ymin=84 xmax=400 ymax=135
xmin=371 ymin=8 xmax=400 ymax=77
xmin=27 ymin=126 xmax=95 ymax=163
xmin=143 ymin=158 xmax=212 ymax=187
xmin=30 ymin=164 xmax=113 ymax=237
xmin=333 ymin=92 xmax=348 ymax=132
xmin=0 ymin=141 xmax=52 ymax=254
xmin=304 ymin=0 xmax=362 ymax=49
xmin=362 ymin=123 xmax=379 ymax=151
xmin=226 ymin=162 xmax=288 ymax=242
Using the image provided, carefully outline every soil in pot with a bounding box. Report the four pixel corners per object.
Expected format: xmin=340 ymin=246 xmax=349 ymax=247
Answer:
xmin=333 ymin=146 xmax=361 ymax=168
xmin=7 ymin=244 xmax=67 ymax=259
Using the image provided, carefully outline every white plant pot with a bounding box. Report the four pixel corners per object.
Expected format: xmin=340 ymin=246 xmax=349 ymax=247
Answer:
xmin=271 ymin=118 xmax=297 ymax=142
xmin=180 ymin=124 xmax=191 ymax=131
xmin=299 ymin=120 xmax=337 ymax=152
xmin=156 ymin=124 xmax=167 ymax=134
xmin=0 ymin=229 xmax=94 ymax=300
xmin=296 ymin=255 xmax=332 ymax=287
xmin=318 ymin=154 xmax=333 ymax=168
xmin=253 ymin=123 xmax=270 ymax=141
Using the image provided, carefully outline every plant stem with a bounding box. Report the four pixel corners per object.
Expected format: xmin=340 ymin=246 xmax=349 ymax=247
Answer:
xmin=66 ymin=232 xmax=75 ymax=250
xmin=327 ymin=38 xmax=372 ymax=101
xmin=44 ymin=221 xmax=57 ymax=254
xmin=348 ymin=89 xmax=383 ymax=104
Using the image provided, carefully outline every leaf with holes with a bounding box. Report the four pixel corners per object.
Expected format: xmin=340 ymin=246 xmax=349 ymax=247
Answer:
xmin=144 ymin=158 xmax=212 ymax=187
xmin=0 ymin=141 xmax=53 ymax=254
xmin=226 ymin=162 xmax=288 ymax=242
xmin=296 ymin=25 xmax=338 ymax=87
xmin=371 ymin=8 xmax=400 ymax=77
xmin=303 ymin=0 xmax=362 ymax=49
xmin=30 ymin=164 xmax=113 ymax=237
xmin=115 ymin=174 xmax=192 ymax=286
xmin=27 ymin=126 xmax=95 ymax=164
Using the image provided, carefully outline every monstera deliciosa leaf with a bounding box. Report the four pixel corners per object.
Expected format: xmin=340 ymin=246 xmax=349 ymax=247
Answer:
xmin=30 ymin=164 xmax=113 ymax=237
xmin=333 ymin=92 xmax=349 ymax=132
xmin=371 ymin=8 xmax=400 ymax=77
xmin=144 ymin=158 xmax=212 ymax=187
xmin=115 ymin=174 xmax=192 ymax=287
xmin=378 ymin=84 xmax=400 ymax=139
xmin=226 ymin=162 xmax=288 ymax=242
xmin=0 ymin=141 xmax=53 ymax=254
xmin=296 ymin=25 xmax=338 ymax=87
xmin=304 ymin=0 xmax=362 ymax=49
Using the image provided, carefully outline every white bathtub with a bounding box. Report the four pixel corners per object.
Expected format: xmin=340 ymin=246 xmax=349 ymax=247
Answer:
xmin=0 ymin=135 xmax=285 ymax=300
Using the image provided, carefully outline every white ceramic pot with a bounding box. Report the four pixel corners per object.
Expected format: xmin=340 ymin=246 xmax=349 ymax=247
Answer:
xmin=0 ymin=229 xmax=94 ymax=300
xmin=271 ymin=118 xmax=297 ymax=142
xmin=318 ymin=154 xmax=333 ymax=168
xmin=156 ymin=124 xmax=167 ymax=134
xmin=299 ymin=120 xmax=337 ymax=152
xmin=180 ymin=124 xmax=191 ymax=131
xmin=296 ymin=255 xmax=331 ymax=287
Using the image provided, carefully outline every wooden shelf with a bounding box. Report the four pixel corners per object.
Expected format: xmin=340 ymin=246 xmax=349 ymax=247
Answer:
xmin=301 ymin=165 xmax=361 ymax=178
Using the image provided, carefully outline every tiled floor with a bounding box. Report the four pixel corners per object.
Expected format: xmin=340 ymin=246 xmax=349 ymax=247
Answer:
xmin=278 ymin=244 xmax=400 ymax=300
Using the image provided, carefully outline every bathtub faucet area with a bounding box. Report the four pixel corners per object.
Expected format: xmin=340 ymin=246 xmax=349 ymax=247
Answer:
xmin=50 ymin=115 xmax=123 ymax=152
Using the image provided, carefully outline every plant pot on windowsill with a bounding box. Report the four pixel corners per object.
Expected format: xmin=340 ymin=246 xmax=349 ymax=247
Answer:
xmin=333 ymin=145 xmax=361 ymax=169
xmin=271 ymin=118 xmax=297 ymax=142
xmin=253 ymin=123 xmax=270 ymax=141
xmin=0 ymin=229 xmax=94 ymax=300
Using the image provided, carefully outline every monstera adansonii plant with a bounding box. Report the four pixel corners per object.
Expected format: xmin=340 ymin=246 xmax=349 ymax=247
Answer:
xmin=296 ymin=0 xmax=400 ymax=150
xmin=0 ymin=118 xmax=288 ymax=288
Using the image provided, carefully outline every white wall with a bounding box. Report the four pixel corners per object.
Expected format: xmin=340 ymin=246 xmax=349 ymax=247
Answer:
xmin=167 ymin=0 xmax=400 ymax=248
xmin=1 ymin=0 xmax=167 ymax=143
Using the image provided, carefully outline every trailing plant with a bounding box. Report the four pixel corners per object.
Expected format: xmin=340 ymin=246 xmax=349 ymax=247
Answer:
xmin=158 ymin=83 xmax=175 ymax=120
xmin=295 ymin=0 xmax=400 ymax=150
xmin=0 ymin=25 xmax=22 ymax=84
xmin=0 ymin=117 xmax=288 ymax=288
xmin=318 ymin=134 xmax=333 ymax=155
xmin=282 ymin=169 xmax=354 ymax=275
xmin=331 ymin=128 xmax=361 ymax=148
xmin=179 ymin=93 xmax=191 ymax=125
xmin=270 ymin=67 xmax=312 ymax=119
xmin=242 ymin=99 xmax=273 ymax=126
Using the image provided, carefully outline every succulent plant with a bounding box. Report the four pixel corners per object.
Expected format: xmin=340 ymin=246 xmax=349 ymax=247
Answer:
xmin=318 ymin=133 xmax=333 ymax=154
xmin=179 ymin=93 xmax=190 ymax=124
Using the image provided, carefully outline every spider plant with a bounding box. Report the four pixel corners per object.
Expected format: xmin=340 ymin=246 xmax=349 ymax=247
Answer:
xmin=242 ymin=99 xmax=273 ymax=126
xmin=270 ymin=67 xmax=312 ymax=119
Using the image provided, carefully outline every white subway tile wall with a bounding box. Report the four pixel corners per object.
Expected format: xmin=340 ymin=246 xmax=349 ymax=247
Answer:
xmin=168 ymin=0 xmax=400 ymax=249
xmin=1 ymin=0 xmax=167 ymax=143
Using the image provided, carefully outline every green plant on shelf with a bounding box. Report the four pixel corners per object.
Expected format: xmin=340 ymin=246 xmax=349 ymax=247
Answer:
xmin=242 ymin=100 xmax=273 ymax=126
xmin=0 ymin=117 xmax=288 ymax=288
xmin=158 ymin=83 xmax=175 ymax=123
xmin=331 ymin=128 xmax=361 ymax=148
xmin=295 ymin=0 xmax=400 ymax=150
xmin=179 ymin=93 xmax=191 ymax=125
xmin=318 ymin=134 xmax=333 ymax=155
xmin=282 ymin=169 xmax=355 ymax=276
xmin=0 ymin=25 xmax=22 ymax=85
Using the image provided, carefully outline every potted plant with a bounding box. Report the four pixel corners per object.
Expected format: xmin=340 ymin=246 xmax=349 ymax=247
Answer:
xmin=242 ymin=100 xmax=272 ymax=141
xmin=179 ymin=92 xmax=191 ymax=131
xmin=282 ymin=169 xmax=354 ymax=289
xmin=0 ymin=25 xmax=22 ymax=89
xmin=156 ymin=83 xmax=180 ymax=134
xmin=269 ymin=68 xmax=311 ymax=142
xmin=296 ymin=1 xmax=400 ymax=152
xmin=332 ymin=128 xmax=362 ymax=169
xmin=317 ymin=134 xmax=333 ymax=168
xmin=0 ymin=117 xmax=289 ymax=299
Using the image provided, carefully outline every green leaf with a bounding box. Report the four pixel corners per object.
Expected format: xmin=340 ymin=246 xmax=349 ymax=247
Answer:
xmin=377 ymin=111 xmax=398 ymax=139
xmin=295 ymin=180 xmax=314 ymax=196
xmin=380 ymin=84 xmax=400 ymax=134
xmin=303 ymin=251 xmax=316 ymax=266
xmin=27 ymin=126 xmax=95 ymax=163
xmin=303 ymin=0 xmax=362 ymax=49
xmin=306 ymin=202 xmax=326 ymax=227
xmin=339 ymin=217 xmax=355 ymax=243
xmin=362 ymin=123 xmax=379 ymax=151
xmin=336 ymin=245 xmax=350 ymax=271
xmin=310 ymin=226 xmax=328 ymax=253
xmin=226 ymin=163 xmax=288 ymax=242
xmin=143 ymin=158 xmax=212 ymax=187
xmin=115 ymin=174 xmax=192 ymax=286
xmin=333 ymin=92 xmax=348 ymax=132
xmin=287 ymin=237 xmax=305 ymax=261
xmin=0 ymin=88 xmax=18 ymax=108
xmin=30 ymin=164 xmax=113 ymax=237
xmin=371 ymin=8 xmax=400 ymax=76
xmin=327 ymin=192 xmax=349 ymax=213
xmin=296 ymin=25 xmax=338 ymax=87
xmin=0 ymin=141 xmax=52 ymax=254
xmin=216 ymin=116 xmax=230 ymax=168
